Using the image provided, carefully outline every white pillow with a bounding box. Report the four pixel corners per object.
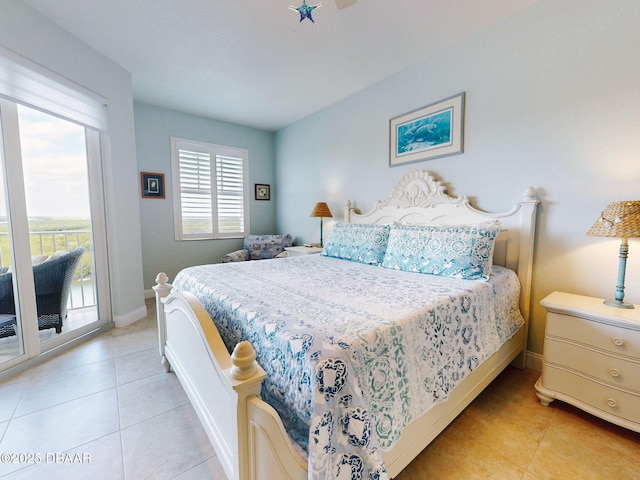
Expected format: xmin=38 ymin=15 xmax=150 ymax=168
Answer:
xmin=6 ymin=254 xmax=50 ymax=272
xmin=46 ymin=250 xmax=68 ymax=262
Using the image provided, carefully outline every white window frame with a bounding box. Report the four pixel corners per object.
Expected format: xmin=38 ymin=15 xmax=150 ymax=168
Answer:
xmin=171 ymin=137 xmax=249 ymax=241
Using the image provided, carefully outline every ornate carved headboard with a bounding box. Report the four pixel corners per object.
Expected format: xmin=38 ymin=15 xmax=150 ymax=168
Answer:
xmin=345 ymin=169 xmax=539 ymax=329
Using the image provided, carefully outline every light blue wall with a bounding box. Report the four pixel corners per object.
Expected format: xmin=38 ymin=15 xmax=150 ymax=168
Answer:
xmin=0 ymin=0 xmax=145 ymax=323
xmin=276 ymin=0 xmax=640 ymax=355
xmin=134 ymin=102 xmax=276 ymax=289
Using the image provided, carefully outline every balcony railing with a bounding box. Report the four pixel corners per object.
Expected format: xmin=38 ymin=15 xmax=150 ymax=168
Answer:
xmin=0 ymin=230 xmax=96 ymax=311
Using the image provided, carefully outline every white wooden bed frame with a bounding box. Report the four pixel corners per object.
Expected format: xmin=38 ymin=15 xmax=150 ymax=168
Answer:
xmin=154 ymin=169 xmax=539 ymax=480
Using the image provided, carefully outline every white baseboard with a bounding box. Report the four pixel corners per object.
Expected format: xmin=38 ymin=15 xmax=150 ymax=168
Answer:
xmin=526 ymin=351 xmax=543 ymax=372
xmin=114 ymin=304 xmax=148 ymax=328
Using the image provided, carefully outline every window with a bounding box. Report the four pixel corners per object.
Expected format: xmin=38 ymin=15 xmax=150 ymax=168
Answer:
xmin=171 ymin=137 xmax=249 ymax=240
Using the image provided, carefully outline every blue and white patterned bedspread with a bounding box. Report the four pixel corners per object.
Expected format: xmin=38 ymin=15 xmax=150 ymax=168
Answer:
xmin=173 ymin=255 xmax=523 ymax=480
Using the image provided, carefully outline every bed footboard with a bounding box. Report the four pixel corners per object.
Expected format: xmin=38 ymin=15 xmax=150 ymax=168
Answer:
xmin=154 ymin=274 xmax=307 ymax=480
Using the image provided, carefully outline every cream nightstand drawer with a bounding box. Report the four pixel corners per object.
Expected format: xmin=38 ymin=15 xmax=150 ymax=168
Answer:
xmin=540 ymin=365 xmax=640 ymax=425
xmin=543 ymin=338 xmax=640 ymax=393
xmin=545 ymin=311 xmax=640 ymax=358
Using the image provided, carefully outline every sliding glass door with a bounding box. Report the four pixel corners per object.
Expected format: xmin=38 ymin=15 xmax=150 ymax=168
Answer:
xmin=18 ymin=105 xmax=101 ymax=346
xmin=0 ymin=137 xmax=22 ymax=365
xmin=0 ymin=100 xmax=109 ymax=370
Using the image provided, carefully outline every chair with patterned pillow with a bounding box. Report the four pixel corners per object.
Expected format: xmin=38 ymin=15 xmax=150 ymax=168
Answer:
xmin=221 ymin=234 xmax=292 ymax=263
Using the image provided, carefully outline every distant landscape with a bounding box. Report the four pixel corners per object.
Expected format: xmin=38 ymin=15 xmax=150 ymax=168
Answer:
xmin=0 ymin=217 xmax=93 ymax=276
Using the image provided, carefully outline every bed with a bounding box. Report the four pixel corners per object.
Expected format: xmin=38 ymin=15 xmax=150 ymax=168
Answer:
xmin=154 ymin=169 xmax=538 ymax=480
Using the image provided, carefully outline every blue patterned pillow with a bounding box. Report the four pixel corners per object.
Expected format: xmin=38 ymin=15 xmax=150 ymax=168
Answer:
xmin=321 ymin=223 xmax=390 ymax=265
xmin=381 ymin=224 xmax=500 ymax=280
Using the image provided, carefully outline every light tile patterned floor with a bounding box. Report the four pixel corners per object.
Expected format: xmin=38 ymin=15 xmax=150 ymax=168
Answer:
xmin=0 ymin=302 xmax=639 ymax=479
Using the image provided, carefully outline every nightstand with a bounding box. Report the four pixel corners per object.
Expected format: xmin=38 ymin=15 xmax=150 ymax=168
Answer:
xmin=535 ymin=291 xmax=640 ymax=432
xmin=285 ymin=246 xmax=323 ymax=257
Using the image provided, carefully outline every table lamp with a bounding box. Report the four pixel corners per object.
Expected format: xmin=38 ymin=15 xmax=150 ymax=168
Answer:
xmin=587 ymin=200 xmax=640 ymax=308
xmin=310 ymin=202 xmax=332 ymax=247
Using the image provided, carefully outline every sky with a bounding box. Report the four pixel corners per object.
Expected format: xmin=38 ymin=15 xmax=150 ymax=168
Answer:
xmin=5 ymin=105 xmax=92 ymax=219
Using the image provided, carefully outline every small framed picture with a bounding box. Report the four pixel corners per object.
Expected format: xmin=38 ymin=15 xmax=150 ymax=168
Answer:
xmin=390 ymin=92 xmax=465 ymax=166
xmin=141 ymin=172 xmax=165 ymax=198
xmin=255 ymin=184 xmax=270 ymax=201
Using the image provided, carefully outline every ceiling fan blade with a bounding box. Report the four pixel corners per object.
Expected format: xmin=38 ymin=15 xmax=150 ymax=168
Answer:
xmin=335 ymin=0 xmax=356 ymax=9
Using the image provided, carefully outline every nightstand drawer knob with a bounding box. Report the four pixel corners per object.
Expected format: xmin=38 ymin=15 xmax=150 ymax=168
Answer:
xmin=609 ymin=368 xmax=621 ymax=378
xmin=606 ymin=398 xmax=618 ymax=408
xmin=613 ymin=337 xmax=625 ymax=347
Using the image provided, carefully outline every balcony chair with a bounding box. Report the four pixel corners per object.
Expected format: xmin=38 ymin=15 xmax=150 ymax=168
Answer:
xmin=0 ymin=247 xmax=85 ymax=338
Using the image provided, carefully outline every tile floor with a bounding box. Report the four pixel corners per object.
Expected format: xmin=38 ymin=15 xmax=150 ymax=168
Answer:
xmin=0 ymin=301 xmax=638 ymax=479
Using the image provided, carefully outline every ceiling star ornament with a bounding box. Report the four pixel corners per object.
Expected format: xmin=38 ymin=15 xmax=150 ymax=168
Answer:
xmin=289 ymin=0 xmax=322 ymax=24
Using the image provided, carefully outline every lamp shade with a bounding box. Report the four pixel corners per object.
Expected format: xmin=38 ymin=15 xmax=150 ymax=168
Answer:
xmin=310 ymin=202 xmax=333 ymax=218
xmin=587 ymin=200 xmax=640 ymax=238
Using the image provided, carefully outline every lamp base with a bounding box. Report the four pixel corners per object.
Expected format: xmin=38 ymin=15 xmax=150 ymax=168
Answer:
xmin=603 ymin=299 xmax=635 ymax=309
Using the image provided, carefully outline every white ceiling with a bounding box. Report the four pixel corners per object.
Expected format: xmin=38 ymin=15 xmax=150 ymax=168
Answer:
xmin=21 ymin=0 xmax=539 ymax=131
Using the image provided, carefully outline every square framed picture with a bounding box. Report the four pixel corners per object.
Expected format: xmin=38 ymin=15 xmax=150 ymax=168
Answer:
xmin=141 ymin=172 xmax=165 ymax=199
xmin=255 ymin=184 xmax=270 ymax=201
xmin=390 ymin=92 xmax=465 ymax=166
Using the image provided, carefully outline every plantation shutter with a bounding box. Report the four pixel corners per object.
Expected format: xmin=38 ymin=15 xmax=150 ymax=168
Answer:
xmin=216 ymin=152 xmax=246 ymax=234
xmin=171 ymin=137 xmax=249 ymax=240
xmin=178 ymin=146 xmax=213 ymax=236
